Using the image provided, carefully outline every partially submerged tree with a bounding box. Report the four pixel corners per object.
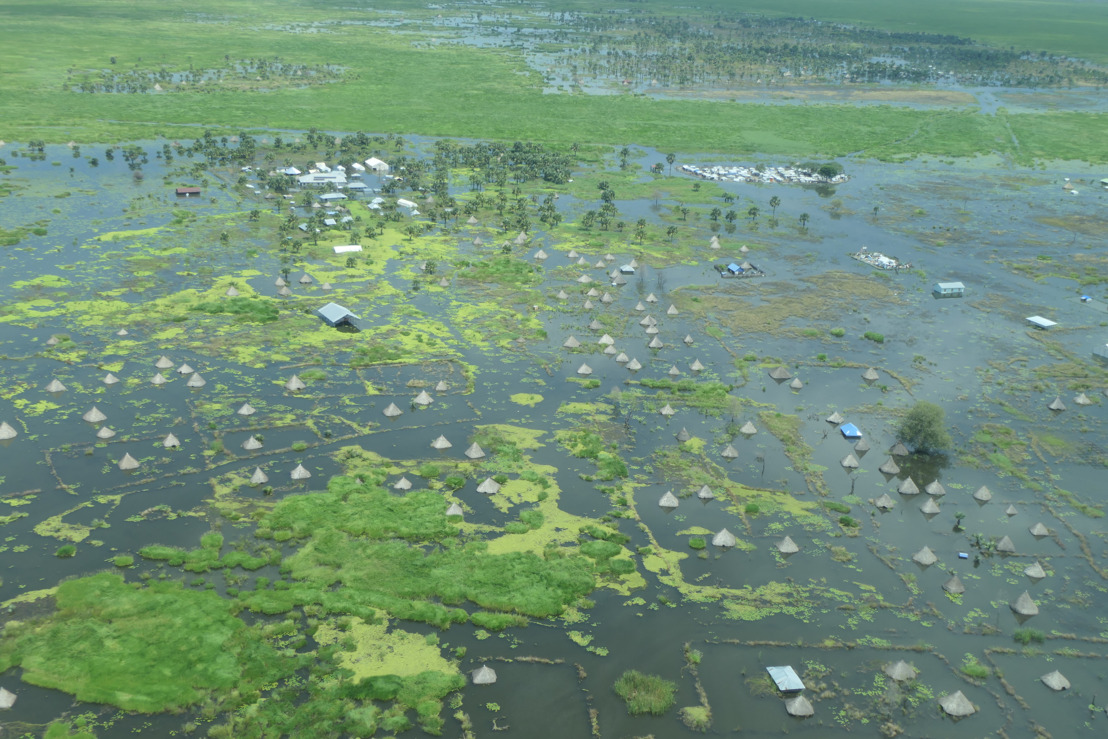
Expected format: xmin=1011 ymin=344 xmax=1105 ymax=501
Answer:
xmin=897 ymin=401 xmax=952 ymax=453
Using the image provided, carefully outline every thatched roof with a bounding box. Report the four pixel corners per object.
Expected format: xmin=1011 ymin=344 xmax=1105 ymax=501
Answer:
xmin=861 ymin=367 xmax=879 ymax=381
xmin=942 ymin=574 xmax=965 ymax=594
xmin=898 ymin=478 xmax=920 ymax=495
xmin=413 ymin=390 xmax=433 ymax=406
xmin=1024 ymin=561 xmax=1047 ymax=581
xmin=644 ymin=325 xmax=660 ymax=335
xmin=740 ymin=421 xmax=757 ymax=435
xmin=83 ymin=406 xmax=107 ymax=423
xmin=626 ymin=358 xmax=642 ymax=371
xmin=660 ymin=404 xmax=676 ymax=417
xmin=789 ymin=377 xmax=803 ymax=391
xmin=645 ymin=293 xmax=657 ymax=303
xmin=176 ymin=363 xmax=194 ymax=375
xmin=784 ymin=695 xmax=814 ymax=717
xmin=1041 ymin=671 xmax=1070 ymax=691
xmin=290 ymin=464 xmax=311 ymax=480
xmin=533 ymin=249 xmax=548 ymax=260
xmin=96 ymin=426 xmax=115 ymax=439
xmin=285 ymin=375 xmax=306 ymax=392
xmin=972 ymin=486 xmax=992 ymax=503
xmin=116 ymin=328 xmax=130 ymax=337
xmin=1010 ymin=591 xmax=1039 ymax=616
xmin=435 ymin=381 xmax=449 ymax=392
xmin=464 ymin=442 xmax=486 ymax=460
xmin=226 ymin=286 xmax=240 ymax=297
xmin=884 ymin=660 xmax=918 ymax=682
xmin=582 ymin=299 xmax=594 ymax=310
xmin=321 ymin=283 xmax=332 ymax=290
xmin=939 ymin=691 xmax=976 ymax=717
xmin=919 ymin=498 xmax=940 ymax=515
xmin=598 ymin=333 xmax=614 ymax=346
xmin=635 ymin=301 xmax=646 ymax=312
xmin=675 ymin=427 xmax=692 ymax=442
xmin=577 ymin=363 xmax=593 ymax=376
xmin=690 ymin=359 xmax=705 ymax=372
xmin=668 ymin=365 xmax=681 ymax=377
xmin=0 ymin=686 xmax=17 ymax=709
xmin=1074 ymin=392 xmax=1092 ymax=406
xmin=601 ymin=292 xmax=614 ymax=304
xmin=875 ymin=493 xmax=895 ymax=510
xmin=44 ymin=378 xmax=67 ymax=393
xmin=684 ymin=334 xmax=694 ymax=345
xmin=648 ymin=336 xmax=664 ymax=349
xmin=586 ymin=288 xmax=600 ymax=298
xmin=712 ymin=528 xmax=737 ymax=548
xmin=638 ymin=315 xmax=655 ymax=327
xmin=826 ymin=411 xmax=844 ymax=425
xmin=615 ymin=352 xmax=630 ymax=363
xmin=1048 ymin=396 xmax=1066 ymax=411
xmin=390 ymin=476 xmax=412 ymax=491
xmin=603 ymin=345 xmax=617 ymax=356
xmin=777 ymin=536 xmax=799 ymax=554
xmin=45 ymin=336 xmax=59 ymax=346
xmin=152 ymin=373 xmax=167 ymax=385
xmin=467 ymin=215 xmax=479 ymax=225
xmin=237 ymin=403 xmax=256 ymax=416
xmin=277 ymin=286 xmax=293 ymax=297
xmin=471 ymin=665 xmax=497 ymax=685
xmin=697 ymin=485 xmax=714 ymax=500
xmin=439 ymin=277 xmax=450 ymax=287
xmin=924 ymin=480 xmax=946 ymax=496
xmin=430 ymin=435 xmax=452 ymax=450
xmin=721 ymin=444 xmax=739 ymax=459
xmin=1006 ymin=504 xmax=1018 ymax=516
xmin=659 ymin=491 xmax=679 ymax=509
xmin=1029 ymin=522 xmax=1050 ymax=537
xmin=250 ymin=467 xmax=269 ymax=485
xmin=769 ymin=366 xmax=792 ymax=380
xmin=477 ymin=478 xmax=500 ymax=495
xmin=667 ymin=304 xmax=679 ymax=316
xmin=912 ymin=546 xmax=937 ymax=566
xmin=275 ymin=277 xmax=287 ymax=287
xmin=0 ymin=422 xmax=17 ymax=440
xmin=889 ymin=441 xmax=910 ymax=456
xmin=840 ymin=453 xmax=859 ymax=469
xmin=446 ymin=503 xmax=464 ymax=517
xmin=155 ymin=356 xmax=174 ymax=369
xmin=162 ymin=433 xmax=180 ymax=449
xmin=186 ymin=372 xmax=206 ymax=388
xmin=996 ymin=535 xmax=1016 ymax=553
xmin=562 ymin=336 xmax=581 ymax=349
xmin=879 ymin=458 xmax=900 ymax=475
xmin=382 ymin=402 xmax=403 ymax=418
xmin=242 ymin=436 xmax=262 ymax=450
xmin=853 ymin=438 xmax=869 ymax=452
xmin=556 ymin=290 xmax=569 ymax=300
xmin=118 ymin=453 xmax=139 ymax=471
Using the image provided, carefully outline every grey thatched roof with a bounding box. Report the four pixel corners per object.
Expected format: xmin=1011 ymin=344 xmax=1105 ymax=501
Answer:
xmin=45 ymin=378 xmax=67 ymax=393
xmin=186 ymin=372 xmax=206 ymax=388
xmin=577 ymin=363 xmax=593 ymax=376
xmin=660 ymin=404 xmax=676 ymax=417
xmin=446 ymin=503 xmax=464 ymax=517
xmin=615 ymin=352 xmax=630 ymax=363
xmin=1029 ymin=522 xmax=1050 ymax=537
xmin=472 ymin=665 xmax=497 ymax=685
xmin=162 ymin=433 xmax=180 ymax=449
xmin=898 ymin=478 xmax=920 ymax=495
xmin=943 ymin=574 xmax=965 ymax=594
xmin=740 ymin=421 xmax=757 ymax=435
xmin=477 ymin=477 xmax=501 ymax=495
xmin=285 ymin=375 xmax=306 ymax=392
xmin=884 ymin=660 xmax=918 ymax=682
xmin=972 ymin=486 xmax=992 ymax=503
xmin=826 ymin=411 xmax=844 ymax=425
xmin=242 ymin=436 xmax=262 ymax=450
xmin=853 ymin=438 xmax=869 ymax=452
xmin=645 ymin=293 xmax=657 ymax=303
xmin=667 ymin=304 xmax=679 ymax=316
xmin=1074 ymin=392 xmax=1092 ymax=406
xmin=250 ymin=467 xmax=269 ymax=485
xmin=430 ymin=435 xmax=452 ymax=450
xmin=879 ymin=458 xmax=900 ymax=475
xmin=785 ymin=695 xmax=814 ymax=717
xmin=1048 ymin=396 xmax=1066 ymax=411
xmin=225 ymin=286 xmax=240 ymax=297
xmin=676 ymin=427 xmax=692 ymax=442
xmin=924 ymin=480 xmax=946 ymax=496
xmin=789 ymin=378 xmax=803 ymax=390
xmin=697 ymin=485 xmax=715 ymax=500
xmin=291 ymin=464 xmax=311 ymax=480
xmin=414 ymin=390 xmax=433 ymax=406
xmin=1010 ymin=591 xmax=1039 ymax=616
xmin=840 ymin=453 xmax=859 ymax=469
xmin=861 ymin=367 xmax=880 ymax=382
xmin=435 ymin=380 xmax=449 ymax=392
xmin=152 ymin=373 xmax=167 ymax=385
xmin=920 ymin=498 xmax=940 ymax=515
xmin=912 ymin=547 xmax=937 ymax=566
xmin=176 ymin=363 xmax=194 ymax=375
xmin=777 ymin=536 xmax=799 ymax=554
xmin=277 ymin=286 xmax=293 ymax=297
xmin=684 ymin=334 xmax=695 ymax=346
xmin=626 ymin=358 xmax=642 ymax=371
xmin=1024 ymin=561 xmax=1047 ymax=581
xmin=939 ymin=691 xmax=976 ymax=717
xmin=875 ymin=493 xmax=896 ymax=510
xmin=464 ymin=442 xmax=485 ymax=460
xmin=118 ymin=452 xmax=139 ymax=471
xmin=635 ymin=301 xmax=646 ymax=311
xmin=721 ymin=444 xmax=739 ymax=459
xmin=393 ymin=476 xmax=412 ymax=491
xmin=659 ymin=491 xmax=679 ymax=509
xmin=690 ymin=359 xmax=705 ymax=372
xmin=116 ymin=328 xmax=130 ymax=337
xmin=712 ymin=528 xmax=737 ymax=548
xmin=603 ymin=345 xmax=617 ymax=356
xmin=1006 ymin=504 xmax=1018 ymax=516
xmin=0 ymin=422 xmax=17 ymax=440
xmin=668 ymin=365 xmax=681 ymax=377
xmin=96 ymin=426 xmax=115 ymax=439
xmin=237 ymin=403 xmax=256 ymax=416
xmin=889 ymin=441 xmax=910 ymax=456
xmin=556 ymin=290 xmax=569 ymax=300
xmin=597 ymin=333 xmax=613 ymax=345
xmin=1041 ymin=671 xmax=1070 ymax=691
xmin=0 ymin=686 xmax=16 ymax=709
xmin=382 ymin=402 xmax=403 ymax=418
xmin=996 ymin=535 xmax=1016 ymax=553
xmin=155 ymin=356 xmax=174 ymax=369
xmin=83 ymin=406 xmax=107 ymax=423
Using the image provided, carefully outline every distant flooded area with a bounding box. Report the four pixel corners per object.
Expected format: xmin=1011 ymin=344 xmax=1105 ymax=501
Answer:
xmin=1 ymin=132 xmax=1107 ymax=738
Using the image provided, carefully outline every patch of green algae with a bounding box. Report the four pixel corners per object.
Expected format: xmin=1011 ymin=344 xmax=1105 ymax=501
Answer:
xmin=314 ymin=617 xmax=458 ymax=682
xmin=509 ymin=393 xmax=543 ymax=407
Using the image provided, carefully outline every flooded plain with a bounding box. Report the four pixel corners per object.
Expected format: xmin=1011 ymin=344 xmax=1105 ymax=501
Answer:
xmin=1 ymin=137 xmax=1107 ymax=738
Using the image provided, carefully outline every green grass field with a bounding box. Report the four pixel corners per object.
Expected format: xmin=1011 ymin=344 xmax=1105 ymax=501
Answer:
xmin=0 ymin=0 xmax=1106 ymax=160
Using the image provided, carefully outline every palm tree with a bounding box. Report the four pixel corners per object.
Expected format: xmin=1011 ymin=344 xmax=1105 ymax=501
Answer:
xmin=769 ymin=196 xmax=781 ymax=218
xmin=666 ymin=152 xmax=676 ymax=175
xmin=747 ymin=206 xmax=759 ymax=222
xmin=799 ymin=212 xmax=810 ymax=230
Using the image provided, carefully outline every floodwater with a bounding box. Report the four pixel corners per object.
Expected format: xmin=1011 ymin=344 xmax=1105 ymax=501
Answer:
xmin=1 ymin=140 xmax=1107 ymax=738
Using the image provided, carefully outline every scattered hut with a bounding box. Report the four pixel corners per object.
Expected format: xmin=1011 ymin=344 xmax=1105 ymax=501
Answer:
xmin=675 ymin=427 xmax=692 ymax=442
xmin=477 ymin=478 xmax=500 ymax=495
xmin=777 ymin=536 xmax=799 ymax=554
xmin=0 ymin=687 xmax=16 ymax=709
xmin=435 ymin=381 xmax=449 ymax=392
xmin=155 ymin=356 xmax=174 ymax=369
xmin=690 ymin=359 xmax=705 ymax=372
xmin=582 ymin=299 xmax=593 ymax=310
xmin=237 ymin=403 xmax=256 ymax=416
xmin=721 ymin=444 xmax=739 ymax=459
xmin=840 ymin=453 xmax=859 ymax=469
xmin=430 ymin=435 xmax=452 ymax=450
xmin=659 ymin=404 xmax=676 ymax=418
xmin=162 ymin=433 xmax=180 ymax=449
xmin=562 ymin=336 xmax=581 ymax=349
xmin=1024 ymin=561 xmax=1047 ymax=581
xmin=577 ymin=363 xmax=593 ymax=376
xmin=972 ymin=486 xmax=992 ymax=503
xmin=290 ymin=464 xmax=311 ymax=480
xmin=393 ymin=477 xmax=412 ymax=491
xmin=645 ymin=293 xmax=657 ymax=303
xmin=464 ymin=443 xmax=486 ymax=460
xmin=176 ymin=363 xmax=194 ymax=375
xmin=853 ymin=438 xmax=869 ymax=453
xmin=603 ymin=345 xmax=617 ymax=356
xmin=116 ymin=328 xmax=130 ymax=337
xmin=878 ymin=458 xmax=900 ymax=475
xmin=556 ymin=290 xmax=569 ymax=300
xmin=943 ymin=575 xmax=965 ymax=594
xmin=1048 ymin=397 xmax=1066 ymax=412
xmin=769 ymin=366 xmax=792 ymax=381
xmin=996 ymin=535 xmax=1016 ymax=553
xmin=118 ymin=453 xmax=139 ymax=471
xmin=285 ymin=375 xmax=306 ymax=392
xmin=826 ymin=411 xmax=844 ymax=425
xmin=45 ymin=379 xmax=67 ymax=393
xmin=912 ymin=547 xmax=937 ymax=566
xmin=382 ymin=403 xmax=403 ymax=418
xmin=1006 ymin=504 xmax=1018 ymax=516
xmin=939 ymin=691 xmax=976 ymax=717
xmin=898 ymin=478 xmax=920 ymax=495
xmin=534 ymin=249 xmax=548 ymax=261
xmin=471 ymin=665 xmax=497 ymax=685
xmin=1074 ymin=392 xmax=1092 ymax=406
xmin=250 ymin=468 xmax=269 ymax=485
xmin=647 ymin=336 xmax=664 ymax=350
xmin=1010 ymin=591 xmax=1039 ymax=617
xmin=740 ymin=421 xmax=757 ymax=435
xmin=225 ymin=286 xmax=240 ymax=297
xmin=889 ymin=441 xmax=910 ymax=456
xmin=713 ymin=528 xmax=737 ymax=548
xmin=684 ymin=335 xmax=694 ymax=346
xmin=615 ymin=352 xmax=630 ymax=363
xmin=0 ymin=422 xmax=17 ymax=441
xmin=242 ymin=436 xmax=263 ymax=451
xmin=875 ymin=493 xmax=896 ymax=510
xmin=635 ymin=302 xmax=646 ymax=312
xmin=598 ymin=334 xmax=614 ymax=346
xmin=413 ymin=390 xmax=433 ymax=406
xmin=152 ymin=373 xmax=167 ymax=385
xmin=784 ymin=695 xmax=814 ymax=717
xmin=697 ymin=485 xmax=714 ymax=501
xmin=924 ymin=480 xmax=946 ymax=496
xmin=96 ymin=427 xmax=115 ymax=439
xmin=920 ymin=498 xmax=940 ymax=515
xmin=659 ymin=491 xmax=679 ymax=509
xmin=861 ymin=367 xmax=880 ymax=382
xmin=668 ymin=365 xmax=681 ymax=377
xmin=83 ymin=406 xmax=107 ymax=423
xmin=789 ymin=377 xmax=803 ymax=390
xmin=186 ymin=372 xmax=206 ymax=388
xmin=626 ymin=358 xmax=642 ymax=371
xmin=1041 ymin=671 xmax=1070 ymax=691
xmin=1029 ymin=522 xmax=1050 ymax=537
xmin=446 ymin=503 xmax=464 ymax=517
xmin=884 ymin=661 xmax=918 ymax=682
xmin=667 ymin=304 xmax=679 ymax=316
xmin=277 ymin=286 xmax=293 ymax=297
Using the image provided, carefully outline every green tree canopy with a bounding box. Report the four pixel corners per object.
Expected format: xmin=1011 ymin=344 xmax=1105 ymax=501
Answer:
xmin=897 ymin=401 xmax=952 ymax=453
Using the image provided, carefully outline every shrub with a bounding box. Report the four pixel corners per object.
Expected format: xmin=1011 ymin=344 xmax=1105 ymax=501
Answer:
xmin=744 ymin=503 xmax=760 ymax=515
xmin=56 ymin=545 xmax=76 ymax=558
xmin=443 ymin=474 xmax=466 ymax=490
xmin=824 ymin=501 xmax=851 ymax=514
xmin=830 ymin=327 xmax=845 ymax=337
xmin=863 ymin=331 xmax=885 ymax=343
xmin=418 ymin=464 xmax=441 ymax=479
xmin=291 ymin=442 xmax=308 ymax=452
xmin=960 ymin=653 xmax=990 ymax=680
xmin=897 ymin=401 xmax=952 ymax=453
xmin=113 ymin=555 xmax=134 ymax=567
xmin=838 ymin=515 xmax=860 ymax=528
xmin=614 ymin=670 xmax=677 ymax=716
xmin=688 ymin=537 xmax=706 ymax=550
xmin=1013 ymin=628 xmax=1045 ymax=645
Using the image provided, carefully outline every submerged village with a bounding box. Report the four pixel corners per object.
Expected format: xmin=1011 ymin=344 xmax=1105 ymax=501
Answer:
xmin=0 ymin=129 xmax=1105 ymax=739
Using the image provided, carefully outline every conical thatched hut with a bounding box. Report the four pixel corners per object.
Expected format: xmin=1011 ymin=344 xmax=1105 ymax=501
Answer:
xmin=275 ymin=277 xmax=287 ymax=287
xmin=789 ymin=377 xmax=803 ymax=390
xmin=162 ymin=433 xmax=180 ymax=449
xmin=116 ymin=328 xmax=130 ymax=337
xmin=659 ymin=404 xmax=676 ymax=418
xmin=721 ymin=444 xmax=739 ymax=459
xmin=1074 ymin=392 xmax=1092 ymax=406
xmin=912 ymin=547 xmax=937 ymax=566
xmin=118 ymin=453 xmax=139 ymax=471
xmin=242 ymin=436 xmax=263 ymax=450
xmin=562 ymin=336 xmax=581 ymax=349
xmin=826 ymin=411 xmax=844 ymax=425
xmin=784 ymin=695 xmax=813 ymax=717
xmin=44 ymin=379 xmax=67 ymax=393
xmin=567 ymin=249 xmax=579 ymax=259
xmin=924 ymin=480 xmax=946 ymax=496
xmin=884 ymin=661 xmax=918 ymax=682
xmin=431 ymin=435 xmax=452 ymax=450
xmin=638 ymin=315 xmax=655 ymax=327
xmin=647 ymin=336 xmax=664 ymax=350
xmin=225 ymin=286 xmax=240 ymax=297
xmin=237 ymin=403 xmax=256 ymax=416
xmin=1006 ymin=504 xmax=1018 ymax=516
xmin=942 ymin=574 xmax=965 ymax=594
xmin=250 ymin=467 xmax=269 ymax=485
xmin=277 ymin=286 xmax=293 ymax=297
xmin=769 ymin=366 xmax=792 ymax=381
xmin=853 ymin=438 xmax=870 ymax=453
xmin=659 ymin=491 xmax=679 ymax=509
xmin=155 ymin=356 xmax=174 ymax=369
xmin=285 ymin=375 xmax=306 ymax=392
xmin=1048 ymin=397 xmax=1066 ymax=411
xmin=690 ymin=359 xmax=705 ymax=372
xmin=556 ymin=290 xmax=569 ymax=300
xmin=939 ymin=691 xmax=976 ymax=717
xmin=45 ymin=336 xmax=59 ymax=346
xmin=777 ymin=536 xmax=799 ymax=554
xmin=533 ymin=249 xmax=548 ymax=261
xmin=471 ymin=665 xmax=497 ymax=685
xmin=713 ymin=528 xmax=737 ymax=548
xmin=599 ymin=334 xmax=615 ymax=346
xmin=879 ymin=458 xmax=900 ymax=475
xmin=290 ymin=464 xmax=311 ymax=480
xmin=603 ymin=345 xmax=617 ymax=356
xmin=668 ymin=365 xmax=681 ymax=377
xmin=667 ymin=304 xmax=679 ymax=316
xmin=697 ymin=485 xmax=715 ymax=501
xmin=626 ymin=358 xmax=642 ymax=371
xmin=321 ymin=283 xmax=332 ymax=291
xmin=684 ymin=335 xmax=694 ymax=346
xmin=176 ymin=363 xmax=194 ymax=375
xmin=996 ymin=535 xmax=1016 ymax=553
xmin=393 ymin=476 xmax=412 ymax=491
xmin=740 ymin=421 xmax=757 ymax=435
xmin=615 ymin=352 xmax=630 ymax=363
xmin=96 ymin=426 xmax=115 ymax=439
xmin=861 ymin=367 xmax=879 ymax=382
xmin=0 ymin=686 xmax=17 ymax=709
xmin=577 ymin=363 xmax=593 ymax=376
xmin=446 ymin=503 xmax=464 ymax=517
xmin=464 ymin=443 xmax=485 ymax=460
xmin=898 ymin=478 xmax=920 ymax=495
xmin=1010 ymin=591 xmax=1039 ymax=617
xmin=1041 ymin=671 xmax=1070 ymax=691
xmin=1029 ymin=522 xmax=1050 ymax=537
xmin=1024 ymin=561 xmax=1047 ymax=581
xmin=875 ymin=493 xmax=895 ymax=510
xmin=438 ymin=277 xmax=450 ymax=288
xmin=382 ymin=402 xmax=403 ymax=418
xmin=435 ymin=381 xmax=449 ymax=392
xmin=635 ymin=301 xmax=646 ymax=312
xmin=645 ymin=293 xmax=657 ymax=303
xmin=152 ymin=373 xmax=167 ymax=385
xmin=972 ymin=486 xmax=992 ymax=503
xmin=467 ymin=215 xmax=479 ymax=225
xmin=0 ymin=422 xmax=17 ymax=441
xmin=477 ymin=478 xmax=500 ymax=495
xmin=840 ymin=453 xmax=859 ymax=469
xmin=413 ymin=390 xmax=433 ymax=406
xmin=83 ymin=406 xmax=107 ymax=423
xmin=675 ymin=427 xmax=692 ymax=442
xmin=889 ymin=441 xmax=910 ymax=456
xmin=920 ymin=498 xmax=940 ymax=515
xmin=186 ymin=372 xmax=206 ymax=388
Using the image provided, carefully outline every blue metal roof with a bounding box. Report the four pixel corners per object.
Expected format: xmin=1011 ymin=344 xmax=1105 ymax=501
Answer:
xmin=840 ymin=423 xmax=862 ymax=438
xmin=767 ymin=666 xmax=805 ymax=692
